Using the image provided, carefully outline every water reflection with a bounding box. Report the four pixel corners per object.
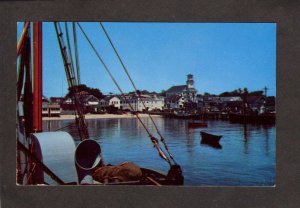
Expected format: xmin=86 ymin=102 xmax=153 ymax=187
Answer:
xmin=200 ymin=140 xmax=222 ymax=149
xmin=262 ymin=125 xmax=270 ymax=156
xmin=43 ymin=118 xmax=275 ymax=186
xmin=243 ymin=124 xmax=249 ymax=154
xmin=241 ymin=123 xmax=273 ymax=156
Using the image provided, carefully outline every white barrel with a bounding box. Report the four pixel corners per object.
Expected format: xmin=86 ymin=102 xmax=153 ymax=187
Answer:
xmin=30 ymin=131 xmax=77 ymax=184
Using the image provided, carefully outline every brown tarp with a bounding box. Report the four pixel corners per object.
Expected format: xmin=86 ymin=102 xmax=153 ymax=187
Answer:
xmin=93 ymin=162 xmax=142 ymax=183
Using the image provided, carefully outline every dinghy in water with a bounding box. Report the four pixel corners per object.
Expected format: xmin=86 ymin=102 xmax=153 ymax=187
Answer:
xmin=200 ymin=131 xmax=222 ymax=145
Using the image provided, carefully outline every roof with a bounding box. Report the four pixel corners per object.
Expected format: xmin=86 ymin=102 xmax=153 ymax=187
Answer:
xmin=220 ymin=96 xmax=242 ymax=102
xmin=246 ymin=95 xmax=264 ymax=104
xmin=50 ymin=97 xmax=64 ymax=103
xmin=166 ymin=85 xmax=186 ymax=94
xmin=82 ymin=95 xmax=99 ymax=102
xmin=168 ymin=95 xmax=183 ymax=102
xmin=42 ymin=95 xmax=49 ymax=102
xmin=201 ymin=96 xmax=220 ymax=102
xmin=102 ymin=96 xmax=120 ymax=102
xmin=266 ymin=96 xmax=275 ymax=106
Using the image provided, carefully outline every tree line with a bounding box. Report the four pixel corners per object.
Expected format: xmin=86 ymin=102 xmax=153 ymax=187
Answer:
xmin=65 ymin=85 xmax=268 ymax=99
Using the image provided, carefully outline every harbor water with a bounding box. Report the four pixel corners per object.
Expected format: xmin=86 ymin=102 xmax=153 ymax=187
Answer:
xmin=43 ymin=117 xmax=275 ymax=186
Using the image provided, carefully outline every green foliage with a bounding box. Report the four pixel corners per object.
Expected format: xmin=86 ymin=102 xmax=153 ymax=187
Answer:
xmin=219 ymin=88 xmax=263 ymax=97
xmin=159 ymin=90 xmax=166 ymax=97
xmin=204 ymin=92 xmax=211 ymax=96
xmin=203 ymin=92 xmax=217 ymax=96
xmin=66 ymin=84 xmax=104 ymax=99
xmin=249 ymin=90 xmax=263 ymax=96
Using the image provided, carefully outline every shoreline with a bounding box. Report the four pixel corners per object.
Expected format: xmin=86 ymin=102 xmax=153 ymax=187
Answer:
xmin=42 ymin=113 xmax=162 ymax=121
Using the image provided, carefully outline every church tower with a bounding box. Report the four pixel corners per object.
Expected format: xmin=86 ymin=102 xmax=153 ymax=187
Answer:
xmin=186 ymin=74 xmax=194 ymax=89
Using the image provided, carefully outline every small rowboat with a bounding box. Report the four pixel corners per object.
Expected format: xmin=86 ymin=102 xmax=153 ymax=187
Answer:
xmin=200 ymin=131 xmax=222 ymax=144
xmin=188 ymin=122 xmax=208 ymax=128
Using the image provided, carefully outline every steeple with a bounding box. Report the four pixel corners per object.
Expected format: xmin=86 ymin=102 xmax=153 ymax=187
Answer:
xmin=186 ymin=74 xmax=194 ymax=89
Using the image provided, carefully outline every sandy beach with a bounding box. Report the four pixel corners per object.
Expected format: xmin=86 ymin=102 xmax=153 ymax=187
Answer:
xmin=42 ymin=113 xmax=162 ymax=121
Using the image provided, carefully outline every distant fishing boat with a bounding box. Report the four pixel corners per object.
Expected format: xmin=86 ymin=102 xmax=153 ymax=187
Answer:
xmin=200 ymin=131 xmax=222 ymax=144
xmin=188 ymin=122 xmax=208 ymax=128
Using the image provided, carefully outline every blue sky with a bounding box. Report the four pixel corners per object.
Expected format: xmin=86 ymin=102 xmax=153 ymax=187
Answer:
xmin=17 ymin=22 xmax=276 ymax=97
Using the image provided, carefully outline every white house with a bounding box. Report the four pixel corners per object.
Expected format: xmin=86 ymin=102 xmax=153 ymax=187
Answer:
xmin=120 ymin=94 xmax=164 ymax=111
xmin=82 ymin=95 xmax=100 ymax=106
xmin=99 ymin=96 xmax=121 ymax=109
xmin=167 ymin=95 xmax=185 ymax=109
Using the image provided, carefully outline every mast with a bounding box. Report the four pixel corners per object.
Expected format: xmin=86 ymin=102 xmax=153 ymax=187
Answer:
xmin=33 ymin=22 xmax=43 ymax=132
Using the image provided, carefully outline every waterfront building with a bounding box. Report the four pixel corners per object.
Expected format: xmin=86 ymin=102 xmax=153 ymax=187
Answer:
xmin=219 ymin=96 xmax=243 ymax=102
xmin=63 ymin=97 xmax=73 ymax=105
xmin=50 ymin=97 xmax=64 ymax=104
xmin=42 ymin=103 xmax=61 ymax=117
xmin=165 ymin=74 xmax=198 ymax=110
xmin=42 ymin=96 xmax=61 ymax=117
xmin=81 ymin=95 xmax=100 ymax=106
xmin=165 ymin=74 xmax=197 ymax=103
xmin=120 ymin=94 xmax=164 ymax=112
xmin=99 ymin=96 xmax=121 ymax=109
xmin=196 ymin=95 xmax=223 ymax=112
xmin=245 ymin=95 xmax=270 ymax=114
xmin=219 ymin=96 xmax=243 ymax=112
xmin=79 ymin=95 xmax=100 ymax=113
xmin=61 ymin=93 xmax=101 ymax=113
xmin=166 ymin=95 xmax=185 ymax=109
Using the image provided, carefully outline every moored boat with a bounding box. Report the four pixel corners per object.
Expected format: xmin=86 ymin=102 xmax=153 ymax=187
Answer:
xmin=188 ymin=122 xmax=208 ymax=128
xmin=200 ymin=131 xmax=222 ymax=144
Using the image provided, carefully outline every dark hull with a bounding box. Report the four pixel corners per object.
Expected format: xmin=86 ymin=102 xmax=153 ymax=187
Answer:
xmin=229 ymin=112 xmax=275 ymax=124
xmin=188 ymin=122 xmax=208 ymax=128
xmin=200 ymin=131 xmax=222 ymax=144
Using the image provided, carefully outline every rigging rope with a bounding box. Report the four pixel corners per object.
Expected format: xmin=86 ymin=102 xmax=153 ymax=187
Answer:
xmin=54 ymin=23 xmax=76 ymax=87
xmin=76 ymin=22 xmax=171 ymax=165
xmin=64 ymin=22 xmax=77 ymax=86
xmin=99 ymin=22 xmax=177 ymax=164
xmin=72 ymin=22 xmax=81 ymax=85
xmin=54 ymin=22 xmax=89 ymax=141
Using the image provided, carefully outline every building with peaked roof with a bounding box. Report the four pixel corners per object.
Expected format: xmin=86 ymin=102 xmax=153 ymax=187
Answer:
xmin=80 ymin=95 xmax=100 ymax=106
xmin=120 ymin=94 xmax=164 ymax=112
xmin=166 ymin=95 xmax=185 ymax=109
xmin=50 ymin=97 xmax=64 ymax=104
xmin=99 ymin=96 xmax=121 ymax=109
xmin=165 ymin=74 xmax=198 ymax=104
xmin=166 ymin=85 xmax=187 ymax=97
